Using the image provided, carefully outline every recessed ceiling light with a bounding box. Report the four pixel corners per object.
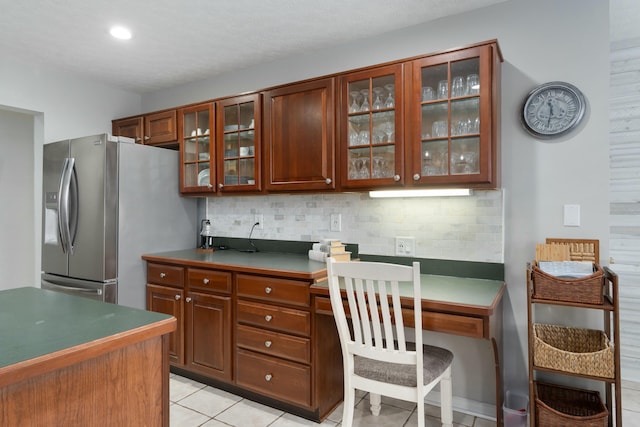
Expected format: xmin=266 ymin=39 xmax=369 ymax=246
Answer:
xmin=109 ymin=26 xmax=132 ymax=40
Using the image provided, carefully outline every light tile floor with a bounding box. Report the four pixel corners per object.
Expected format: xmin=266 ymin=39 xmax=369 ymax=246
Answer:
xmin=171 ymin=374 xmax=640 ymax=427
xmin=170 ymin=373 xmax=491 ymax=427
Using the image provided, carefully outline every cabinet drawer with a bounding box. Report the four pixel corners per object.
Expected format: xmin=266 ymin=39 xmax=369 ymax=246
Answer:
xmin=403 ymin=308 xmax=485 ymax=339
xmin=236 ymin=274 xmax=310 ymax=308
xmin=236 ymin=324 xmax=310 ymax=364
xmin=237 ymin=300 xmax=310 ymax=336
xmin=236 ymin=348 xmax=311 ymax=409
xmin=147 ymin=263 xmax=184 ymax=287
xmin=188 ymin=268 xmax=231 ymax=294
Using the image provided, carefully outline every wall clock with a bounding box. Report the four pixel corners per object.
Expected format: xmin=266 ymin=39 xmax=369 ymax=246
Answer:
xmin=522 ymin=81 xmax=586 ymax=139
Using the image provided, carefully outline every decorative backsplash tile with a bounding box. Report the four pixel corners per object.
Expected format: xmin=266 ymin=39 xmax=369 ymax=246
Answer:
xmin=206 ymin=189 xmax=504 ymax=263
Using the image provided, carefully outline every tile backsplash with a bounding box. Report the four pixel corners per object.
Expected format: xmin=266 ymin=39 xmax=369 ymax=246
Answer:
xmin=205 ymin=189 xmax=504 ymax=263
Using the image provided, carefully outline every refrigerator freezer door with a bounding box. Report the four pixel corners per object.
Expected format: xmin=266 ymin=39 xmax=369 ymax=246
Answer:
xmin=41 ymin=140 xmax=70 ymax=277
xmin=41 ymin=273 xmax=117 ymax=303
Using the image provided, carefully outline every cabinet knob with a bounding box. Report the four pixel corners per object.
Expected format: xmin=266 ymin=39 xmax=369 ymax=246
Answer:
xmin=203 ymin=278 xmax=210 ymax=285
xmin=207 ymin=184 xmax=213 ymax=189
xmin=265 ymin=315 xmax=273 ymax=322
xmin=325 ymin=178 xmax=332 ymax=185
xmin=264 ymin=374 xmax=273 ymax=382
xmin=185 ymin=297 xmax=192 ymax=303
xmin=393 ymin=174 xmax=401 ymax=182
xmin=174 ymin=295 xmax=181 ymax=300
xmin=144 ymin=136 xmax=150 ymax=141
xmin=264 ymin=340 xmax=272 ymax=348
xmin=135 ymin=137 xmax=141 ymax=142
xmin=413 ymin=173 xmax=420 ymax=181
xmin=218 ymin=183 xmax=224 ymax=189
xmin=159 ymin=272 xmax=166 ymax=278
xmin=265 ymin=287 xmax=272 ymax=294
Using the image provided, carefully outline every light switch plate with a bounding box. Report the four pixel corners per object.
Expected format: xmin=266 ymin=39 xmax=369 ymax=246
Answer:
xmin=563 ymin=204 xmax=580 ymax=227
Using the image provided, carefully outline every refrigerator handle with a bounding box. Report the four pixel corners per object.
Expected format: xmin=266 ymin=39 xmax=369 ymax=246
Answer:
xmin=69 ymin=161 xmax=79 ymax=251
xmin=58 ymin=157 xmax=75 ymax=255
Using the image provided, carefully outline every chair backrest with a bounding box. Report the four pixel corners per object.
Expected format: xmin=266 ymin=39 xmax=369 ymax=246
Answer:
xmin=326 ymin=259 xmax=423 ymax=367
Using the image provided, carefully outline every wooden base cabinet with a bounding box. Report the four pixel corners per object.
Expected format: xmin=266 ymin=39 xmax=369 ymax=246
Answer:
xmin=145 ymin=260 xmax=343 ymax=422
xmin=146 ymin=263 xmax=233 ymax=382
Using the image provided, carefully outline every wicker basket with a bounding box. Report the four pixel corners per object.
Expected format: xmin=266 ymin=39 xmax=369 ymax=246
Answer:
xmin=531 ymin=261 xmax=604 ymax=304
xmin=533 ymin=323 xmax=614 ymax=378
xmin=535 ymin=382 xmax=608 ymax=427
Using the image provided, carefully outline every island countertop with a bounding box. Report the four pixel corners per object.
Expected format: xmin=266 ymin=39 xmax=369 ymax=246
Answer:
xmin=142 ymin=248 xmax=329 ymax=280
xmin=0 ymin=287 xmax=175 ymax=386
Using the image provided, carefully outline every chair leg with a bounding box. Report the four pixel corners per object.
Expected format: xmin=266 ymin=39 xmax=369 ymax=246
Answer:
xmin=370 ymin=393 xmax=382 ymax=416
xmin=440 ymin=367 xmax=453 ymax=427
xmin=342 ymin=386 xmax=355 ymax=427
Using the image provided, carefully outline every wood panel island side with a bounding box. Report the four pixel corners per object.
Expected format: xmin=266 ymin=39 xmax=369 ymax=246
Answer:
xmin=0 ymin=287 xmax=176 ymax=427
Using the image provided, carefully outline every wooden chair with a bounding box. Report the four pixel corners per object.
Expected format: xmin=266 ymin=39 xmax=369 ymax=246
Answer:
xmin=326 ymin=258 xmax=453 ymax=427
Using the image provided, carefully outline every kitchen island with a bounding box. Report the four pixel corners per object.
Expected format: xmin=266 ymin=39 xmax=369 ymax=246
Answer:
xmin=0 ymin=287 xmax=176 ymax=426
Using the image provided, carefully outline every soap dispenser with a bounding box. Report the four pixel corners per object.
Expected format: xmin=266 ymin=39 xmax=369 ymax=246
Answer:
xmin=199 ymin=219 xmax=214 ymax=249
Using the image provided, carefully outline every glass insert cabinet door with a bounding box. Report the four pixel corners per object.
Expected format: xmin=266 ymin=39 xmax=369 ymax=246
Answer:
xmin=411 ymin=44 xmax=496 ymax=186
xmin=340 ymin=64 xmax=403 ymax=188
xmin=180 ymin=103 xmax=214 ymax=193
xmin=216 ymin=94 xmax=260 ymax=192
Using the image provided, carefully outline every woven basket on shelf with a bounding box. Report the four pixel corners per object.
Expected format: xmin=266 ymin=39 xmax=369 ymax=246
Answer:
xmin=531 ymin=261 xmax=604 ymax=304
xmin=535 ymin=382 xmax=608 ymax=427
xmin=533 ymin=323 xmax=614 ymax=378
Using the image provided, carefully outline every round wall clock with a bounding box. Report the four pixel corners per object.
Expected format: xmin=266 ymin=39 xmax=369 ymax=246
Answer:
xmin=522 ymin=81 xmax=586 ymax=139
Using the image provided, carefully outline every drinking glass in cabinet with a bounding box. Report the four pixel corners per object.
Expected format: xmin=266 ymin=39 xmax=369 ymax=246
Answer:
xmin=451 ymin=76 xmax=466 ymax=97
xmin=451 ymin=138 xmax=480 ymax=175
xmin=432 ymin=120 xmax=448 ymax=138
xmin=359 ymin=89 xmax=370 ymax=112
xmin=384 ymin=83 xmax=395 ymax=108
xmin=422 ymin=141 xmax=448 ymax=176
xmin=371 ymin=146 xmax=395 ymax=178
xmin=466 ymin=74 xmax=479 ymax=95
xmin=422 ymin=86 xmax=435 ymax=102
xmin=349 ymin=91 xmax=361 ymax=113
xmin=372 ymin=87 xmax=384 ymax=110
xmin=437 ymin=80 xmax=448 ymax=99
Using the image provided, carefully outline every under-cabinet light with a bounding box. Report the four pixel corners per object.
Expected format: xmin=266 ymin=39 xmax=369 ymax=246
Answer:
xmin=369 ymin=189 xmax=472 ymax=198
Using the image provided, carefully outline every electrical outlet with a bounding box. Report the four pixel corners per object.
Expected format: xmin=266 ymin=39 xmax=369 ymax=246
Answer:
xmin=254 ymin=214 xmax=264 ymax=230
xmin=330 ymin=213 xmax=342 ymax=232
xmin=395 ymin=236 xmax=415 ymax=256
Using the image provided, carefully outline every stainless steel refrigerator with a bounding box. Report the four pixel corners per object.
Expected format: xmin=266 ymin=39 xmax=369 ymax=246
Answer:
xmin=41 ymin=133 xmax=197 ymax=309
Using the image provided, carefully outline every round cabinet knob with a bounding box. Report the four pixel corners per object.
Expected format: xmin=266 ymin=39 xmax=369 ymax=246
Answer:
xmin=264 ymin=315 xmax=273 ymax=322
xmin=413 ymin=173 xmax=421 ymax=181
xmin=185 ymin=297 xmax=192 ymax=303
xmin=264 ymin=374 xmax=273 ymax=382
xmin=325 ymin=178 xmax=332 ymax=185
xmin=159 ymin=272 xmax=166 ymax=278
xmin=265 ymin=287 xmax=272 ymax=294
xmin=264 ymin=340 xmax=272 ymax=348
xmin=174 ymin=295 xmax=181 ymax=300
xmin=203 ymin=278 xmax=210 ymax=285
xmin=135 ymin=137 xmax=141 ymax=142
xmin=393 ymin=174 xmax=401 ymax=182
xmin=217 ymin=183 xmax=223 ymax=189
xmin=208 ymin=184 xmax=214 ymax=189
xmin=144 ymin=136 xmax=150 ymax=141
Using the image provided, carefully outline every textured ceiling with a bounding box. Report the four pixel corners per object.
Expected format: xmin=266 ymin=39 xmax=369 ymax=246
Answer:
xmin=0 ymin=0 xmax=509 ymax=94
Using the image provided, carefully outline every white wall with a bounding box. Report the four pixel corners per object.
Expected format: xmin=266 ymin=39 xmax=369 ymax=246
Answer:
xmin=0 ymin=110 xmax=34 ymax=290
xmin=0 ymin=55 xmax=142 ymax=285
xmin=142 ymin=0 xmax=611 ymax=408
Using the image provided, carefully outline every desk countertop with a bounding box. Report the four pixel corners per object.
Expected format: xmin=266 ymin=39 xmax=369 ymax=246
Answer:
xmin=0 ymin=287 xmax=175 ymax=370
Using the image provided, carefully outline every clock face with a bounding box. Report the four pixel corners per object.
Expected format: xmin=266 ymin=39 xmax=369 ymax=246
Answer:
xmin=522 ymin=82 xmax=586 ymax=138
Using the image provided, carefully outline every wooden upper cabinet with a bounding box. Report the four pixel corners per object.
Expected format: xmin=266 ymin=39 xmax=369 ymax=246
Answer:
xmin=263 ymin=78 xmax=335 ymax=192
xmin=216 ymin=94 xmax=261 ymax=193
xmin=409 ymin=42 xmax=502 ymax=188
xmin=179 ymin=103 xmax=215 ymax=194
xmin=339 ymin=63 xmax=404 ymax=189
xmin=112 ymin=116 xmax=144 ymax=143
xmin=144 ymin=110 xmax=177 ymax=146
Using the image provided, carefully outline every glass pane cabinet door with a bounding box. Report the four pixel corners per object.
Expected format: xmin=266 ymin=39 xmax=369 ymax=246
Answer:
xmin=180 ymin=104 xmax=214 ymax=193
xmin=216 ymin=94 xmax=260 ymax=192
xmin=340 ymin=64 xmax=403 ymax=188
xmin=412 ymin=44 xmax=497 ymax=187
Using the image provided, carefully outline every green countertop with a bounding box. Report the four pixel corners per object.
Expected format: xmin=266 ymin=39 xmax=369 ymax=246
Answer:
xmin=313 ymin=274 xmax=504 ymax=310
xmin=142 ymin=249 xmax=328 ymax=279
xmin=0 ymin=287 xmax=173 ymax=369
